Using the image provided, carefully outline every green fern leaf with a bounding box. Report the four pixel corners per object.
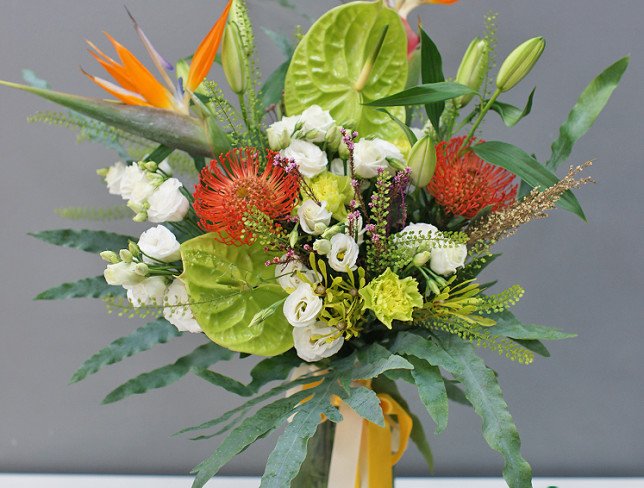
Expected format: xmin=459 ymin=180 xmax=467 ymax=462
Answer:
xmin=70 ymin=318 xmax=181 ymax=384
xmin=30 ymin=229 xmax=135 ymax=253
xmin=36 ymin=275 xmax=125 ymax=300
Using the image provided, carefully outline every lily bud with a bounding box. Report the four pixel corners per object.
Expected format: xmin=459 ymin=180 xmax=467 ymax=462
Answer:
xmin=455 ymin=37 xmax=489 ymax=108
xmin=407 ymin=135 xmax=436 ymax=188
xmin=222 ymin=21 xmax=247 ymax=95
xmin=496 ymin=37 xmax=545 ymax=92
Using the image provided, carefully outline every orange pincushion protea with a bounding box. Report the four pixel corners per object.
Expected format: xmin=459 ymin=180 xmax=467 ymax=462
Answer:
xmin=428 ymin=136 xmax=518 ymax=218
xmin=193 ymin=148 xmax=299 ymax=245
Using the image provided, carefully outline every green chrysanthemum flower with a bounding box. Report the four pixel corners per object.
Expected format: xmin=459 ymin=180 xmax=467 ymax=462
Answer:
xmin=305 ymin=171 xmax=354 ymax=220
xmin=359 ymin=268 xmax=423 ymax=329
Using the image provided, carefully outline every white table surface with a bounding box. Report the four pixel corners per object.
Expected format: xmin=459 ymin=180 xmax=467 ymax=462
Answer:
xmin=0 ymin=475 xmax=642 ymax=487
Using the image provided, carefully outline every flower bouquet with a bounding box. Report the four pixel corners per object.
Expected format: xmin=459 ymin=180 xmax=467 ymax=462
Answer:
xmin=1 ymin=0 xmax=628 ymax=487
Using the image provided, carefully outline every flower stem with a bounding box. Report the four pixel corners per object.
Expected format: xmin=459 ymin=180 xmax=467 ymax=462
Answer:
xmin=459 ymin=88 xmax=501 ymax=155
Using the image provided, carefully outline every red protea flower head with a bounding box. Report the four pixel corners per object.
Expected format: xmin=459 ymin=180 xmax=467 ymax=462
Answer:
xmin=193 ymin=148 xmax=299 ymax=245
xmin=427 ymin=136 xmax=518 ymax=218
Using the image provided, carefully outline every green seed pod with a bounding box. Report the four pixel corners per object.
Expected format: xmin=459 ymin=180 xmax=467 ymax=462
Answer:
xmin=496 ymin=37 xmax=545 ymax=92
xmin=222 ymin=21 xmax=248 ymax=95
xmin=407 ymin=135 xmax=436 ymax=188
xmin=455 ymin=37 xmax=489 ymax=108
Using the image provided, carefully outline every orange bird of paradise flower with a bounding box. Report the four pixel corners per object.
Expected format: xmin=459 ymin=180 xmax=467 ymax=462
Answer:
xmin=83 ymin=0 xmax=233 ymax=114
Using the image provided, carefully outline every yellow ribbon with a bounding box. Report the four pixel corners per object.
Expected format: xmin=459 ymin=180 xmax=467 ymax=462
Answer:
xmin=288 ymin=368 xmax=412 ymax=488
xmin=328 ymin=392 xmax=412 ymax=488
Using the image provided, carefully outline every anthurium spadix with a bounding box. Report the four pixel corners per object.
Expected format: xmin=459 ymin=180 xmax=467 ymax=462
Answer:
xmin=0 ymin=80 xmax=228 ymax=157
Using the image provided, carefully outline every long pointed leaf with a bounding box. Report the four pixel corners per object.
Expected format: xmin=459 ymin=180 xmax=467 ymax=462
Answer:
xmin=366 ymin=82 xmax=475 ymax=108
xmin=547 ymin=56 xmax=629 ymax=170
xmin=0 ymin=80 xmax=223 ymax=157
xmin=419 ymin=28 xmax=445 ymax=130
xmin=472 ymin=141 xmax=586 ymax=220
xmin=490 ymin=88 xmax=535 ymax=127
xmin=36 ymin=275 xmax=125 ymax=300
xmin=102 ymin=342 xmax=233 ymax=404
xmin=30 ymin=229 xmax=135 ymax=253
xmin=490 ymin=310 xmax=576 ymax=341
xmin=71 ymin=318 xmax=181 ymax=384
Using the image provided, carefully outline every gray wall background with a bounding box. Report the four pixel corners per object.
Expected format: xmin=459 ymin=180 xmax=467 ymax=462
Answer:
xmin=1 ymin=0 xmax=643 ymax=478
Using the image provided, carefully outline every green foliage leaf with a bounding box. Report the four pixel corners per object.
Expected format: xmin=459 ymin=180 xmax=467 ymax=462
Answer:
xmin=193 ymin=368 xmax=254 ymax=396
xmin=547 ymin=56 xmax=629 ymax=171
xmin=102 ymin=343 xmax=233 ymax=404
xmin=343 ymin=385 xmax=385 ymax=427
xmin=512 ymin=339 xmax=550 ymax=358
xmin=70 ymin=318 xmax=181 ymax=384
xmin=471 ymin=141 xmax=586 ymax=220
xmin=490 ymin=88 xmax=535 ymax=127
xmin=408 ymin=356 xmax=448 ymax=434
xmin=377 ymin=108 xmax=418 ymax=146
xmin=29 ymin=229 xmax=135 ymax=253
xmin=367 ymin=82 xmax=475 ymax=108
xmin=419 ymin=28 xmax=445 ymax=130
xmin=191 ymin=390 xmax=310 ymax=488
xmin=489 ymin=310 xmax=576 ymax=341
xmin=146 ymin=144 xmax=174 ymax=163
xmin=180 ymin=234 xmax=292 ymax=356
xmin=35 ymin=275 xmax=125 ymax=300
xmin=393 ymin=331 xmax=533 ymax=488
xmin=284 ymin=1 xmax=408 ymax=142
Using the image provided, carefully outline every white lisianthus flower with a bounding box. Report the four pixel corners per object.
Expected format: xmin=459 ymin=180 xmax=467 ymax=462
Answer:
xmin=119 ymin=164 xmax=147 ymax=200
xmin=126 ymin=276 xmax=167 ymax=307
xmin=281 ymin=140 xmax=328 ymax=179
xmin=274 ymin=258 xmax=319 ymax=293
xmin=430 ymin=243 xmax=468 ymax=276
xmin=299 ymin=105 xmax=335 ymax=143
xmin=398 ymin=222 xmax=440 ymax=253
xmin=105 ymin=162 xmax=127 ymax=196
xmin=163 ymin=279 xmax=202 ymax=333
xmin=137 ymin=226 xmax=181 ymax=264
xmin=353 ymin=138 xmax=404 ymax=178
xmin=293 ymin=322 xmax=344 ymax=362
xmin=104 ymin=261 xmax=145 ymax=287
xmin=283 ymin=283 xmax=323 ymax=328
xmin=147 ymin=178 xmax=190 ymax=223
xmin=298 ymin=200 xmax=332 ymax=235
xmin=328 ymin=233 xmax=359 ymax=272
xmin=129 ymin=177 xmax=158 ymax=206
xmin=267 ymin=115 xmax=300 ymax=150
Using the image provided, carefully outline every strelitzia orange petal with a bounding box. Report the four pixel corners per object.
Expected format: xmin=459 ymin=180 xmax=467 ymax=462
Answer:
xmin=81 ymin=69 xmax=151 ymax=107
xmin=103 ymin=32 xmax=174 ymax=109
xmin=186 ymin=0 xmax=233 ymax=94
xmin=87 ymin=46 xmax=139 ymax=93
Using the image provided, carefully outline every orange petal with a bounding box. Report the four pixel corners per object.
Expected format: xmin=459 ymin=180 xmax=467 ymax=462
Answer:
xmin=81 ymin=69 xmax=151 ymax=107
xmin=186 ymin=0 xmax=233 ymax=93
xmin=103 ymin=32 xmax=175 ymax=110
xmin=87 ymin=45 xmax=139 ymax=93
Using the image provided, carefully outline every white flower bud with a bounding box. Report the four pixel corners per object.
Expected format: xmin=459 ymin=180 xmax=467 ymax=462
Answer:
xmin=100 ymin=251 xmax=119 ymax=264
xmin=134 ymin=263 xmax=149 ymax=276
xmin=104 ymin=262 xmax=145 ymax=287
xmin=313 ymin=239 xmax=331 ymax=255
xmin=413 ymin=251 xmax=431 ymax=267
xmin=119 ymin=249 xmax=133 ymax=263
xmin=275 ymin=258 xmax=319 ymax=293
xmin=298 ymin=105 xmax=335 ymax=143
xmin=267 ymin=115 xmax=300 ymax=150
xmin=298 ymin=200 xmax=332 ymax=236
xmin=137 ymin=225 xmax=181 ymax=264
xmin=104 ymin=162 xmax=127 ymax=196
